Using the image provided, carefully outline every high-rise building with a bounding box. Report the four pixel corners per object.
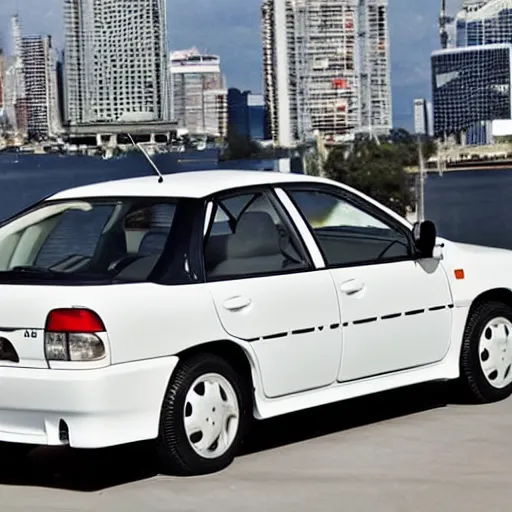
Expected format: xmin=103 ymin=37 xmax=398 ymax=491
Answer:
xmin=413 ymin=98 xmax=429 ymax=135
xmin=227 ymin=89 xmax=267 ymax=140
xmin=21 ymin=36 xmax=61 ymax=139
xmin=0 ymin=50 xmax=4 ymax=114
xmin=426 ymin=101 xmax=434 ymax=137
xmin=170 ymin=48 xmax=228 ymax=137
xmin=3 ymin=15 xmax=28 ymax=136
xmin=455 ymin=0 xmax=511 ymax=47
xmin=261 ymin=0 xmax=392 ymax=147
xmin=63 ymin=0 xmax=169 ymax=125
xmin=431 ymin=43 xmax=512 ymax=145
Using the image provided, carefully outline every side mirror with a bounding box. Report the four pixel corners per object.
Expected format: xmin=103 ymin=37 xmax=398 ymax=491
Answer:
xmin=413 ymin=220 xmax=437 ymax=258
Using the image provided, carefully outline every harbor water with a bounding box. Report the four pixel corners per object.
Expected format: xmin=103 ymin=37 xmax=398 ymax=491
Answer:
xmin=1 ymin=153 xmax=512 ymax=250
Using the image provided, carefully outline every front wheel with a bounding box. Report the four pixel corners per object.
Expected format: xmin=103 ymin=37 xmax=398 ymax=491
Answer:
xmin=460 ymin=300 xmax=512 ymax=403
xmin=156 ymin=353 xmax=249 ymax=476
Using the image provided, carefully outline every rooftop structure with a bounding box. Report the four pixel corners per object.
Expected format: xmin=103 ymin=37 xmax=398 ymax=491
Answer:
xmin=456 ymin=0 xmax=512 ymax=47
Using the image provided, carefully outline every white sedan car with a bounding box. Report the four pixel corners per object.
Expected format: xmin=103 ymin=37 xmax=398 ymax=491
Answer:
xmin=0 ymin=169 xmax=510 ymax=476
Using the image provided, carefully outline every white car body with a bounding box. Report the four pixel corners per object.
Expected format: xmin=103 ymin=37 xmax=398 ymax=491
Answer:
xmin=0 ymin=170 xmax=510 ymax=457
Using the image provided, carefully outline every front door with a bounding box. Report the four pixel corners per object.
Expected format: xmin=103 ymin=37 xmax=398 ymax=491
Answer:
xmin=203 ymin=188 xmax=342 ymax=398
xmin=284 ymin=186 xmax=453 ymax=382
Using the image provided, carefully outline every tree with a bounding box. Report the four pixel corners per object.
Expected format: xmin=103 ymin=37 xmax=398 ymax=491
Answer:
xmin=324 ymin=136 xmax=414 ymax=216
xmin=387 ymin=128 xmax=437 ymax=167
xmin=221 ymin=132 xmax=261 ymax=161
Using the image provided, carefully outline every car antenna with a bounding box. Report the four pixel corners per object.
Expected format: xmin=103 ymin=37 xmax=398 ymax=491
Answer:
xmin=127 ymin=133 xmax=164 ymax=183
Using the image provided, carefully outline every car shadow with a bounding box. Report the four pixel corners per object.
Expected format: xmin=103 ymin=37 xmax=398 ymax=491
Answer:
xmin=0 ymin=382 xmax=454 ymax=493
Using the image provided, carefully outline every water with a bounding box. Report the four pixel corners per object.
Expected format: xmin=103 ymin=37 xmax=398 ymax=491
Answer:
xmin=424 ymin=169 xmax=512 ymax=249
xmin=1 ymin=153 xmax=512 ymax=250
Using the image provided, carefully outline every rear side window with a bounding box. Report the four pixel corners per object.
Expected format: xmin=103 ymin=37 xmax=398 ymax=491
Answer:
xmin=204 ymin=190 xmax=310 ymax=280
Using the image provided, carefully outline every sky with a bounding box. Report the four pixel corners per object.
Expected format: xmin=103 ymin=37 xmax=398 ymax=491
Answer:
xmin=0 ymin=0 xmax=464 ymax=130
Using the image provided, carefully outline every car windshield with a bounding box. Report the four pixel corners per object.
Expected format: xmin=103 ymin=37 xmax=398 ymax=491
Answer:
xmin=0 ymin=197 xmax=180 ymax=282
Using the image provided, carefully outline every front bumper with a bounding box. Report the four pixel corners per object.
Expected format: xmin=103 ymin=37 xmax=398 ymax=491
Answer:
xmin=0 ymin=356 xmax=179 ymax=448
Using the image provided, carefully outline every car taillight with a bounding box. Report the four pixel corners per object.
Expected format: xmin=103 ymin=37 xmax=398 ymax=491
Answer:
xmin=45 ymin=308 xmax=107 ymax=362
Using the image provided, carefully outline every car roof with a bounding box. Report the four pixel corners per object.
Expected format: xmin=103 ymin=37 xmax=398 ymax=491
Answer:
xmin=48 ymin=170 xmax=335 ymax=201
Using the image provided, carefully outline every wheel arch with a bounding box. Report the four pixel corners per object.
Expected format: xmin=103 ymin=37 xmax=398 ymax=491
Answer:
xmin=459 ymin=287 xmax=512 ymax=363
xmin=176 ymin=339 xmax=259 ymax=413
xmin=457 ymin=288 xmax=512 ymax=364
xmin=468 ymin=288 xmax=512 ymax=317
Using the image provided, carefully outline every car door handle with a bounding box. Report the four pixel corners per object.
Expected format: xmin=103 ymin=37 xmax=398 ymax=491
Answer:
xmin=223 ymin=296 xmax=253 ymax=311
xmin=340 ymin=279 xmax=365 ymax=295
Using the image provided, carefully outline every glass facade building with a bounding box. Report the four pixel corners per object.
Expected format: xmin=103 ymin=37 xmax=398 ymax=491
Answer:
xmin=456 ymin=1 xmax=512 ymax=47
xmin=431 ymin=43 xmax=512 ymax=144
xmin=227 ymin=88 xmax=267 ymax=141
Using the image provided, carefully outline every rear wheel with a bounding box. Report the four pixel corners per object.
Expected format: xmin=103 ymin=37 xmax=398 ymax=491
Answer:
xmin=156 ymin=353 xmax=249 ymax=476
xmin=460 ymin=300 xmax=512 ymax=403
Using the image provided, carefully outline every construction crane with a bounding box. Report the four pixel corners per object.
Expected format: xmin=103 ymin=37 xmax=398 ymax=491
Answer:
xmin=439 ymin=0 xmax=454 ymax=49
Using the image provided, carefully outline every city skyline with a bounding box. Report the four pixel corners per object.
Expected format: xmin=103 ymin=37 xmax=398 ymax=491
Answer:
xmin=0 ymin=0 xmax=464 ymax=131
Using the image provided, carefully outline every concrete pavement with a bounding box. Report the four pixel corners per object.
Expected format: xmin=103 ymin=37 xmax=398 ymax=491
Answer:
xmin=1 ymin=383 xmax=511 ymax=511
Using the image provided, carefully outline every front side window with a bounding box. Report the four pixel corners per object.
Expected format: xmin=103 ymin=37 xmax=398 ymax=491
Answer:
xmin=287 ymin=189 xmax=411 ymax=267
xmin=204 ymin=190 xmax=310 ymax=280
xmin=0 ymin=198 xmax=178 ymax=282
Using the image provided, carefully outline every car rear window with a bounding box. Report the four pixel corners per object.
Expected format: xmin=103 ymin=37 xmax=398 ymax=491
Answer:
xmin=0 ymin=198 xmax=180 ymax=283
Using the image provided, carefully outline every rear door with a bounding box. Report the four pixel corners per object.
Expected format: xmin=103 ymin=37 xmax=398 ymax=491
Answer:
xmin=204 ymin=188 xmax=342 ymax=399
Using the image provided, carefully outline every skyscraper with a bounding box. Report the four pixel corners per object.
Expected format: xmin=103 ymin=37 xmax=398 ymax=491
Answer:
xmin=413 ymin=98 xmax=429 ymax=135
xmin=3 ymin=15 xmax=28 ymax=136
xmin=0 ymin=50 xmax=4 ymax=114
xmin=170 ymin=48 xmax=227 ymax=137
xmin=21 ymin=36 xmax=62 ymax=139
xmin=63 ymin=0 xmax=169 ymax=125
xmin=262 ymin=0 xmax=392 ymax=147
xmin=227 ymin=89 xmax=267 ymax=140
xmin=432 ymin=0 xmax=512 ymax=144
xmin=431 ymin=44 xmax=512 ymax=144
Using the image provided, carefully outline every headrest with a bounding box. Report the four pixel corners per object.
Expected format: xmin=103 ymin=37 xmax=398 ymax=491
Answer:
xmin=227 ymin=211 xmax=280 ymax=259
xmin=138 ymin=230 xmax=169 ymax=256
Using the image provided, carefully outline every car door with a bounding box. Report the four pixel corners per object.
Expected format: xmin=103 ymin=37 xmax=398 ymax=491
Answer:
xmin=203 ymin=187 xmax=342 ymax=399
xmin=283 ymin=184 xmax=454 ymax=382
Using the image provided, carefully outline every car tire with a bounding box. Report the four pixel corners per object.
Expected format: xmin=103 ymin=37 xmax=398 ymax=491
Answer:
xmin=460 ymin=300 xmax=512 ymax=403
xmin=156 ymin=353 xmax=250 ymax=476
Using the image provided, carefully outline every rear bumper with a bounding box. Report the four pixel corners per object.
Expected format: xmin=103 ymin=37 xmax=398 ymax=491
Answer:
xmin=0 ymin=356 xmax=179 ymax=448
